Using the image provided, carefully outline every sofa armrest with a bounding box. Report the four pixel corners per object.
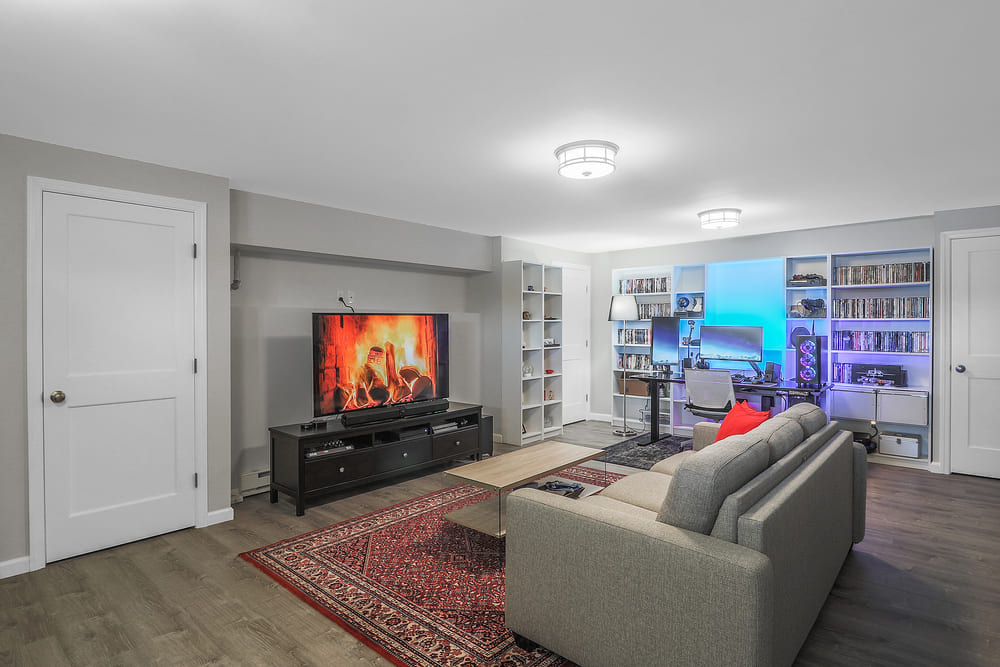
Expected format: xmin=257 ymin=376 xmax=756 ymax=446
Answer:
xmin=506 ymin=488 xmax=774 ymax=667
xmin=693 ymin=420 xmax=721 ymax=450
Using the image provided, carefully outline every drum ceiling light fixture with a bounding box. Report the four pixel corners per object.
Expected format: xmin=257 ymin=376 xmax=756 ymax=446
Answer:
xmin=699 ymin=208 xmax=742 ymax=229
xmin=554 ymin=140 xmax=619 ymax=179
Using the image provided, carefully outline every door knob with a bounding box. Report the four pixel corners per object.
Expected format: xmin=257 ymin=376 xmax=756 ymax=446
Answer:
xmin=955 ymin=364 xmax=966 ymax=373
xmin=50 ymin=390 xmax=66 ymax=403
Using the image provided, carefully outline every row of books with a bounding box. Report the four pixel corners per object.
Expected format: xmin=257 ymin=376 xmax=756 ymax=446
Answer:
xmin=831 ymin=330 xmax=930 ymax=353
xmin=637 ymin=302 xmax=671 ymax=320
xmin=618 ymin=276 xmax=671 ymax=294
xmin=617 ymin=328 xmax=650 ymax=344
xmin=617 ymin=353 xmax=651 ymax=370
xmin=831 ymin=297 xmax=930 ymax=319
xmin=832 ymin=261 xmax=930 ymax=286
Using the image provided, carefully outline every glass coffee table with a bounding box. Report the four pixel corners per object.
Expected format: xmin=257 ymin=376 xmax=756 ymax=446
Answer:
xmin=443 ymin=441 xmax=606 ymax=538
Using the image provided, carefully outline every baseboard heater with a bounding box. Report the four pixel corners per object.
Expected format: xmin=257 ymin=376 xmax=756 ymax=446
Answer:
xmin=239 ymin=468 xmax=271 ymax=496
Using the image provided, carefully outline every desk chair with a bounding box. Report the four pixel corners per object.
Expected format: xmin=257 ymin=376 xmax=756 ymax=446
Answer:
xmin=683 ymin=369 xmax=736 ymax=421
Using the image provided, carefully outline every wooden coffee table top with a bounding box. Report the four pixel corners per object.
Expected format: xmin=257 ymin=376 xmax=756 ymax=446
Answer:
xmin=444 ymin=441 xmax=604 ymax=493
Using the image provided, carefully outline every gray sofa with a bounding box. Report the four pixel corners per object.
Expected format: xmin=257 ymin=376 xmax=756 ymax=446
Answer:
xmin=505 ymin=403 xmax=866 ymax=667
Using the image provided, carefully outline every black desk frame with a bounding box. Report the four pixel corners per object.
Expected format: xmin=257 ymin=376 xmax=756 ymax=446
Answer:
xmin=633 ymin=374 xmax=830 ymax=442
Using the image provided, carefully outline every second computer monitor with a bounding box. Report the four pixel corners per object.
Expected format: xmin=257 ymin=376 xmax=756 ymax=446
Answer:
xmin=699 ymin=325 xmax=764 ymax=363
xmin=650 ymin=316 xmax=682 ymax=368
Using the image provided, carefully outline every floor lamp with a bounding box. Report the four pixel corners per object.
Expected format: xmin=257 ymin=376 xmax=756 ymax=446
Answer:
xmin=609 ymin=294 xmax=640 ymax=437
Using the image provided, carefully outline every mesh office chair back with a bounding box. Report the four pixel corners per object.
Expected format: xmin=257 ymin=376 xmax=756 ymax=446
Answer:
xmin=683 ymin=369 xmax=736 ymax=421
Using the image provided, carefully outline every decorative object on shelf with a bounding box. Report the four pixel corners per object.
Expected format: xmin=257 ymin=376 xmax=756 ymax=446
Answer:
xmin=789 ymin=325 xmax=811 ymax=348
xmin=545 ymin=369 xmax=554 ymax=374
xmin=522 ymin=311 xmax=531 ymax=320
xmin=543 ymin=337 xmax=556 ymax=346
xmin=526 ymin=285 xmax=535 ymax=291
xmin=675 ymin=294 xmax=703 ymax=317
xmin=789 ymin=297 xmax=827 ymax=318
xmin=546 ymin=389 xmax=555 ymax=401
xmin=522 ymin=362 xmax=533 ymax=378
xmin=698 ymin=208 xmax=741 ymax=229
xmin=554 ymin=139 xmax=619 ymax=179
xmin=788 ymin=273 xmax=827 ymax=286
xmin=609 ymin=294 xmax=640 ymax=437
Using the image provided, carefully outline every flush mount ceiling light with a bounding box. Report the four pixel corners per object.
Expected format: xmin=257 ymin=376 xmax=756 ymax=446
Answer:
xmin=554 ymin=140 xmax=619 ymax=179
xmin=698 ymin=208 xmax=742 ymax=229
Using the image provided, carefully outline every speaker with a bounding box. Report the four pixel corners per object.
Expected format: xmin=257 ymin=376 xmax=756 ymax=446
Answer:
xmin=479 ymin=414 xmax=494 ymax=457
xmin=764 ymin=361 xmax=781 ymax=383
xmin=794 ymin=335 xmax=823 ymax=387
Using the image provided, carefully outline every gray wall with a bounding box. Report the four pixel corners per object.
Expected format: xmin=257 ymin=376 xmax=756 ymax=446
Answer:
xmin=588 ymin=207 xmax=1000 ymax=419
xmin=231 ymin=190 xmax=494 ymax=273
xmin=0 ymin=134 xmax=232 ymax=564
xmin=228 ymin=194 xmax=494 ymax=487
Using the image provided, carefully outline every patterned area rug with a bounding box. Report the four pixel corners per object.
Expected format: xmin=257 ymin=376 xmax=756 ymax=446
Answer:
xmin=241 ymin=465 xmax=624 ymax=667
xmin=600 ymin=434 xmax=693 ymax=470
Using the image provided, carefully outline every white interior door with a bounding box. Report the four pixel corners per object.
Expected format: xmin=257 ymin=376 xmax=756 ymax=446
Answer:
xmin=560 ymin=264 xmax=591 ymax=424
xmin=43 ymin=192 xmax=198 ymax=562
xmin=949 ymin=231 xmax=1000 ymax=478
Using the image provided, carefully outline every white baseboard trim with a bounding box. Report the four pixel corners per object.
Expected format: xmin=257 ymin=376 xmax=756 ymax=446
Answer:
xmin=588 ymin=412 xmax=612 ymax=423
xmin=0 ymin=556 xmax=31 ymax=580
xmin=200 ymin=507 xmax=234 ymax=528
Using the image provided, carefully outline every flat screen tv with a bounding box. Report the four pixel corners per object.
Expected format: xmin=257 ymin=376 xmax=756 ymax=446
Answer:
xmin=312 ymin=313 xmax=449 ymax=418
xmin=699 ymin=325 xmax=764 ymax=362
xmin=650 ymin=316 xmax=681 ymax=368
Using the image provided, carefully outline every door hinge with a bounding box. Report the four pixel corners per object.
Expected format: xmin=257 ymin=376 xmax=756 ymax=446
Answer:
xmin=194 ymin=472 xmax=199 ymax=488
xmin=193 ymin=243 xmax=198 ymax=258
xmin=194 ymin=358 xmax=198 ymax=373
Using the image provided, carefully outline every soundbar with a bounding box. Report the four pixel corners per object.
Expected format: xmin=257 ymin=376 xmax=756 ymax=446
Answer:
xmin=340 ymin=405 xmax=402 ymax=427
xmin=339 ymin=399 xmax=451 ymax=427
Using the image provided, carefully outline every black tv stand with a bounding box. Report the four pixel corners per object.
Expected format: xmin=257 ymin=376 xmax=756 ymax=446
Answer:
xmin=269 ymin=402 xmax=491 ymax=515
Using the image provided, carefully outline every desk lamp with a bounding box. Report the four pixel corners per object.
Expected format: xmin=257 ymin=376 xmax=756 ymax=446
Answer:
xmin=609 ymin=294 xmax=640 ymax=436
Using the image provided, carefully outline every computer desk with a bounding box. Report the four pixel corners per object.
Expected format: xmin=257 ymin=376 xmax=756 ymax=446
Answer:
xmin=632 ymin=373 xmax=831 ymax=442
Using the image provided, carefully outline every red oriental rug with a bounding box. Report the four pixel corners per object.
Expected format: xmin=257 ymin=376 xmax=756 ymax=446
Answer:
xmin=241 ymin=465 xmax=623 ymax=667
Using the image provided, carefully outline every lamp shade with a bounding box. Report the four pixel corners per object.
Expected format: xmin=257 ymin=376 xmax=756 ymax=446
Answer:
xmin=699 ymin=208 xmax=741 ymax=229
xmin=608 ymin=294 xmax=639 ymax=321
xmin=555 ymin=140 xmax=619 ymax=179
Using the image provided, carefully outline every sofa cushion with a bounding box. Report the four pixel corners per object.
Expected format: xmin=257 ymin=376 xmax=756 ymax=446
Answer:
xmin=579 ymin=494 xmax=660 ymax=521
xmin=709 ymin=421 xmax=840 ymax=542
xmin=714 ymin=401 xmax=771 ymax=442
xmin=750 ymin=416 xmax=806 ymax=464
xmin=599 ymin=471 xmax=672 ymax=513
xmin=650 ymin=450 xmax=696 ymax=475
xmin=779 ymin=402 xmax=827 ymax=436
xmin=656 ymin=434 xmax=770 ymax=533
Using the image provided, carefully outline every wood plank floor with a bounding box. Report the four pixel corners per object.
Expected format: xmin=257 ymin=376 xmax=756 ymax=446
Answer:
xmin=1 ymin=421 xmax=998 ymax=666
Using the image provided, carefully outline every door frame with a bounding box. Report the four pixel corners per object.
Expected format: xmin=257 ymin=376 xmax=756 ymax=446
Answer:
xmin=26 ymin=177 xmax=209 ymax=571
xmin=934 ymin=226 xmax=1000 ymax=475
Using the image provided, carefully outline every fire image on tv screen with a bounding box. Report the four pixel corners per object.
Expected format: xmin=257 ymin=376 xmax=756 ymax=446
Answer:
xmin=312 ymin=313 xmax=449 ymax=417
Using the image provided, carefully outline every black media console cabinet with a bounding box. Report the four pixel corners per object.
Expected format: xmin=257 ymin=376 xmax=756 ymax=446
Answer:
xmin=269 ymin=402 xmax=492 ymax=515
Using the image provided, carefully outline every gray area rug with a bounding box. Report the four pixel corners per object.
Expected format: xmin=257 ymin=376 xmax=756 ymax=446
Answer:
xmin=601 ymin=433 xmax=693 ymax=470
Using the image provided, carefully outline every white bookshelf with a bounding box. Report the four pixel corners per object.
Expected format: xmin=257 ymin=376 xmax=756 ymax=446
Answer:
xmin=502 ymin=261 xmax=563 ymax=445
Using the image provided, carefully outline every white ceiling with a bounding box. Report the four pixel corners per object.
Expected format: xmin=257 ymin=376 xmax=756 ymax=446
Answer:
xmin=2 ymin=1 xmax=998 ymax=253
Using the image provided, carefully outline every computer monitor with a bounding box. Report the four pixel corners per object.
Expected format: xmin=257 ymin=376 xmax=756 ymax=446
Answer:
xmin=650 ymin=316 xmax=681 ymax=369
xmin=699 ymin=325 xmax=764 ymax=363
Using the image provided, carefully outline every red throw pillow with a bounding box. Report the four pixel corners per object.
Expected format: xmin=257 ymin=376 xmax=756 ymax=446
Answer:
xmin=714 ymin=401 xmax=771 ymax=442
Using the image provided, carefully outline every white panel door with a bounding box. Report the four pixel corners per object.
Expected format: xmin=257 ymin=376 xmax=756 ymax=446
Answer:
xmin=560 ymin=264 xmax=591 ymax=424
xmin=43 ymin=192 xmax=198 ymax=562
xmin=949 ymin=232 xmax=1000 ymax=478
